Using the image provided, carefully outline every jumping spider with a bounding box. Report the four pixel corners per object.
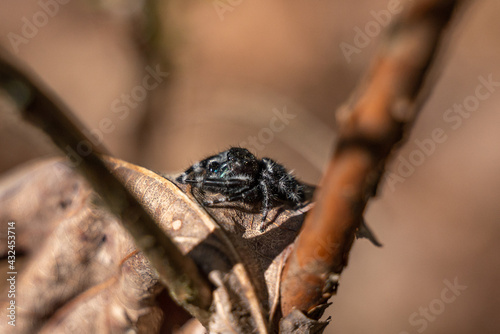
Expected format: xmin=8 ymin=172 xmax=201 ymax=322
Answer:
xmin=176 ymin=147 xmax=306 ymax=231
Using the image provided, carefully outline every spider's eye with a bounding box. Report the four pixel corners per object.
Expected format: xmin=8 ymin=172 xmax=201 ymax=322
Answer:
xmin=208 ymin=162 xmax=220 ymax=173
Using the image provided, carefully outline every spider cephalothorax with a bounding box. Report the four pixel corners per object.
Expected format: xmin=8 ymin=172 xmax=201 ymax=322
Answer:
xmin=176 ymin=147 xmax=306 ymax=231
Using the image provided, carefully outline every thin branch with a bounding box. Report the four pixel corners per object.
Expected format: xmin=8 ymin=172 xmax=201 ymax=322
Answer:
xmin=280 ymin=0 xmax=465 ymax=317
xmin=0 ymin=48 xmax=213 ymax=320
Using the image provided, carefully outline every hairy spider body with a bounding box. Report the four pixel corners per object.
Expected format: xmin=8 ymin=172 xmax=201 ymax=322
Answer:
xmin=176 ymin=147 xmax=305 ymax=231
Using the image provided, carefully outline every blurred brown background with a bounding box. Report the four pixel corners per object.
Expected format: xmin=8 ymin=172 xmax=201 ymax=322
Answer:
xmin=1 ymin=0 xmax=499 ymax=333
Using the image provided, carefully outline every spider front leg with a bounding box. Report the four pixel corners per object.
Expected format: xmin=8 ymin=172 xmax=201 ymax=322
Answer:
xmin=203 ymin=185 xmax=259 ymax=206
xmin=195 ymin=178 xmax=252 ymax=187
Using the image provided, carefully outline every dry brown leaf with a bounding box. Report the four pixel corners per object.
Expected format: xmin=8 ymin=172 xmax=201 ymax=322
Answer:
xmin=0 ymin=156 xmax=315 ymax=333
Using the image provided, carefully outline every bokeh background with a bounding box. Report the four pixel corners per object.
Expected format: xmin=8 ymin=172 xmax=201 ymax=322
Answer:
xmin=1 ymin=0 xmax=500 ymax=333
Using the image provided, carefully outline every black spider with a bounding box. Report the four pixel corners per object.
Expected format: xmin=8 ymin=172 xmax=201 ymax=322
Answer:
xmin=176 ymin=147 xmax=306 ymax=231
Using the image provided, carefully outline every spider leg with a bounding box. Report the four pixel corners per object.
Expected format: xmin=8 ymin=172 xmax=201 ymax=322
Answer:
xmin=175 ymin=166 xmax=193 ymax=183
xmin=176 ymin=160 xmax=207 ymax=183
xmin=259 ymin=182 xmax=271 ymax=231
xmin=183 ymin=175 xmax=253 ymax=188
xmin=194 ymin=178 xmax=250 ymax=186
xmin=203 ymin=186 xmax=259 ymax=205
xmin=181 ymin=173 xmax=206 ymax=187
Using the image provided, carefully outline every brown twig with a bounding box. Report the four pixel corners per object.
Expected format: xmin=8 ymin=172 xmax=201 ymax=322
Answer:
xmin=280 ymin=0 xmax=465 ymax=317
xmin=0 ymin=48 xmax=213 ymax=320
